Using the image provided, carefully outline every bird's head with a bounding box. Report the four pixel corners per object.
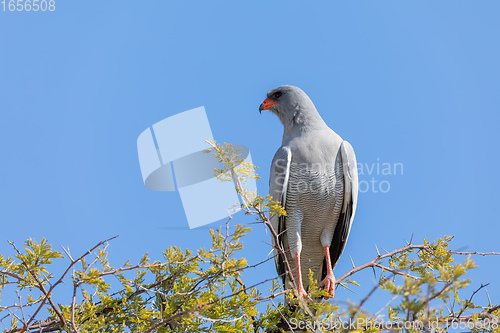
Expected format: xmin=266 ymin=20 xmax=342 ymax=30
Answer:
xmin=259 ymin=85 xmax=323 ymax=131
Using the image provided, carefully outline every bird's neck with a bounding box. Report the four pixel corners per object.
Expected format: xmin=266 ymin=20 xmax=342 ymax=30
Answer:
xmin=281 ymin=106 xmax=327 ymax=141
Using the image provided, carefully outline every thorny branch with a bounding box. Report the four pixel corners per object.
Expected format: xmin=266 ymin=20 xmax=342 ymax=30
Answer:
xmin=8 ymin=240 xmax=69 ymax=331
xmin=2 ymin=142 xmax=500 ymax=332
xmin=3 ymin=225 xmax=500 ymax=332
xmin=335 ymin=244 xmax=429 ymax=284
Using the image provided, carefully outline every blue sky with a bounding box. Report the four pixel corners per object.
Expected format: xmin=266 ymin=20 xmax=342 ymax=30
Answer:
xmin=1 ymin=0 xmax=499 ymax=326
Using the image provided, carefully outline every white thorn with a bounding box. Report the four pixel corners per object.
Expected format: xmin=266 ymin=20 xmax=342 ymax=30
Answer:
xmin=349 ymin=253 xmax=355 ymax=269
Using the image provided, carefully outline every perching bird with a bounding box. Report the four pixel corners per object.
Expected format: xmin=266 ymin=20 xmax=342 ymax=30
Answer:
xmin=259 ymin=85 xmax=358 ymax=299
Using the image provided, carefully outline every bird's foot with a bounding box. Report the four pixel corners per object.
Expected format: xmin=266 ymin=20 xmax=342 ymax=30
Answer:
xmin=296 ymin=285 xmax=308 ymax=298
xmin=320 ymin=274 xmax=336 ymax=299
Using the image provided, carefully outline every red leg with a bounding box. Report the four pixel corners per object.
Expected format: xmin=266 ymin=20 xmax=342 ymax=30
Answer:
xmin=320 ymin=246 xmax=336 ymax=299
xmin=294 ymin=252 xmax=308 ymax=298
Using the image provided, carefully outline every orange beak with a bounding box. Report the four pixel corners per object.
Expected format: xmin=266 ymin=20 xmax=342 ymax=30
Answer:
xmin=259 ymin=98 xmax=279 ymax=113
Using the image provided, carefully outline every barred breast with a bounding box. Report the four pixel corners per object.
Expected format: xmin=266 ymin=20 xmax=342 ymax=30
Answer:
xmin=282 ymin=152 xmax=344 ymax=290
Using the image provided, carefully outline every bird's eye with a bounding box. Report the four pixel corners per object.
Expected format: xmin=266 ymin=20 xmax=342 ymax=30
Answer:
xmin=273 ymin=91 xmax=282 ymax=99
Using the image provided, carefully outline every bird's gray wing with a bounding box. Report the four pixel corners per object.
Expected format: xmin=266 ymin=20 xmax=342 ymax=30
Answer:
xmin=269 ymin=147 xmax=292 ymax=285
xmin=323 ymin=141 xmax=358 ymax=277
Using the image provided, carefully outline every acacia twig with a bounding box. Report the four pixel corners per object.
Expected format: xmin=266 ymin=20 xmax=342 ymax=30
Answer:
xmin=11 ymin=235 xmax=119 ymax=333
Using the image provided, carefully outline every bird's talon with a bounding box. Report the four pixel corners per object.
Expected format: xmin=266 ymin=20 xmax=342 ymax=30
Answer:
xmin=321 ymin=275 xmax=336 ymax=298
xmin=297 ymin=288 xmax=308 ymax=298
